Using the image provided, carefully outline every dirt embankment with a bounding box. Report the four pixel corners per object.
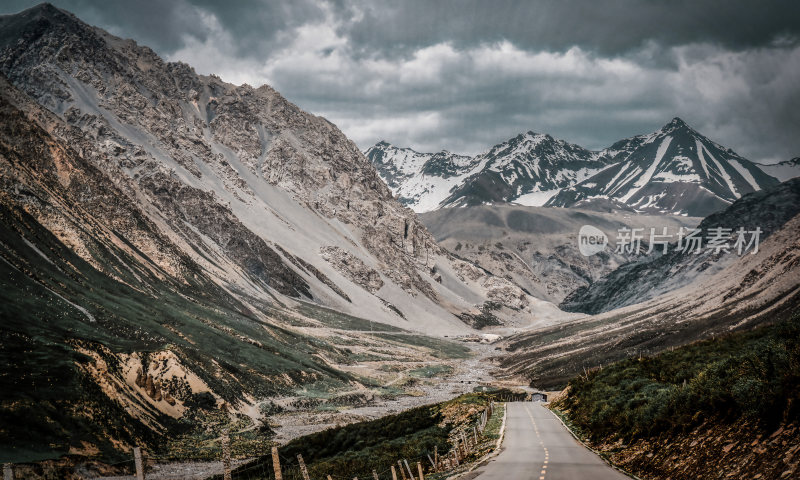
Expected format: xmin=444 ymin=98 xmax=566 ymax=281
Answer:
xmin=591 ymin=421 xmax=799 ymax=480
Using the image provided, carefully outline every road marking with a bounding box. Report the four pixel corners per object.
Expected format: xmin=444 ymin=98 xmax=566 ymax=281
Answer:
xmin=523 ymin=404 xmax=549 ymax=480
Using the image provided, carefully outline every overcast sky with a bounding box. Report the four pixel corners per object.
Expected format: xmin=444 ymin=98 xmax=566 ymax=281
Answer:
xmin=4 ymin=1 xmax=800 ymax=162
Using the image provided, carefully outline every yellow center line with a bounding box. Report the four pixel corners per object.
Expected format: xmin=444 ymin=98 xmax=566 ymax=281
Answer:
xmin=524 ymin=404 xmax=550 ymax=479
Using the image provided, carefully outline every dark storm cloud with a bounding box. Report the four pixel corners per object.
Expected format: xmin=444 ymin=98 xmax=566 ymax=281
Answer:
xmin=1 ymin=1 xmax=799 ymax=162
xmin=340 ymin=0 xmax=800 ymax=57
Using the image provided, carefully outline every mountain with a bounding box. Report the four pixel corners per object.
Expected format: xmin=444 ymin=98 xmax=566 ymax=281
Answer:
xmin=498 ymin=192 xmax=800 ymax=388
xmin=366 ymin=141 xmax=481 ymax=211
xmin=546 ymin=118 xmax=781 ymax=216
xmin=756 ymin=157 xmax=800 ymax=182
xmin=0 ymin=3 xmax=538 ymax=460
xmin=373 ymin=118 xmax=781 ymax=217
xmin=419 ymin=205 xmax=699 ymax=304
xmin=561 ymin=178 xmax=800 ymax=314
xmin=366 ymin=132 xmax=612 ymax=212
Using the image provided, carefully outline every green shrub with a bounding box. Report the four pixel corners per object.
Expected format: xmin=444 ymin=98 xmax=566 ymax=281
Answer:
xmin=557 ymin=310 xmax=800 ymax=442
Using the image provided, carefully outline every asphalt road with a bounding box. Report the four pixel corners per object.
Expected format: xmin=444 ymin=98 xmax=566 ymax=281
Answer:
xmin=472 ymin=402 xmax=630 ymax=480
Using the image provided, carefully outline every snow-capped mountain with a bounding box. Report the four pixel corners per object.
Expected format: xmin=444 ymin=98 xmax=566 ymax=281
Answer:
xmin=374 ymin=118 xmax=781 ymax=217
xmin=366 ymin=141 xmax=481 ymax=211
xmin=366 ymin=132 xmax=612 ymax=212
xmin=756 ymin=157 xmax=800 ymax=182
xmin=546 ymin=118 xmax=780 ymax=216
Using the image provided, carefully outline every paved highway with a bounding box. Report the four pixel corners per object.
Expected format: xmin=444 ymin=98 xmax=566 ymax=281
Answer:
xmin=471 ymin=402 xmax=630 ymax=480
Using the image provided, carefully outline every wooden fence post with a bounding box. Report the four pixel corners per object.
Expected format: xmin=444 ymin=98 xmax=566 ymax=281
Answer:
xmin=372 ymin=469 xmax=380 ymax=480
xmin=297 ymin=454 xmax=311 ymax=480
xmin=397 ymin=461 xmax=407 ymax=480
xmin=403 ymin=460 xmax=414 ymax=480
xmin=417 ymin=462 xmax=424 ymax=480
xmin=391 ymin=465 xmax=398 ymax=480
xmin=221 ymin=430 xmax=232 ymax=480
xmin=434 ymin=446 xmax=438 ymax=471
xmin=272 ymin=447 xmax=283 ymax=480
xmin=3 ymin=464 xmax=13 ymax=480
xmin=426 ymin=453 xmax=435 ymax=471
xmin=133 ymin=447 xmax=145 ymax=480
xmin=328 ymin=476 xmax=333 ymax=480
xmin=473 ymin=427 xmax=478 ymax=445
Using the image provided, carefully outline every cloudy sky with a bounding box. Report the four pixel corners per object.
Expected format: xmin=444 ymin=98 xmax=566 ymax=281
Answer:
xmin=4 ymin=1 xmax=800 ymax=162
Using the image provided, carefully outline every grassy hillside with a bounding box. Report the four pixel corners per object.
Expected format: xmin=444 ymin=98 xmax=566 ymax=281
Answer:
xmin=0 ymin=199 xmax=355 ymax=462
xmin=229 ymin=390 xmax=511 ymax=480
xmin=554 ymin=309 xmax=800 ymax=479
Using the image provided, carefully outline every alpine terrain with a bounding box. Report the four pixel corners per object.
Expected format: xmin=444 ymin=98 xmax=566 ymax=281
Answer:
xmin=547 ymin=117 xmax=780 ymax=216
xmin=498 ymin=178 xmax=800 ymax=387
xmin=372 ymin=118 xmax=781 ymax=217
xmin=560 ymin=178 xmax=800 ymax=314
xmin=0 ymin=3 xmax=537 ymax=461
xmin=367 ymin=132 xmax=612 ymax=212
xmin=2 ymin=3 xmax=799 ymax=480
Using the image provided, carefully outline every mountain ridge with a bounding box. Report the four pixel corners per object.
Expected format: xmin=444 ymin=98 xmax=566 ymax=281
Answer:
xmin=370 ymin=117 xmax=780 ymax=216
xmin=547 ymin=117 xmax=780 ymax=216
xmin=0 ymin=3 xmax=540 ymax=459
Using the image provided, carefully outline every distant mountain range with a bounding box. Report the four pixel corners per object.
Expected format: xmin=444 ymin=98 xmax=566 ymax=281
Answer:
xmin=367 ymin=133 xmax=612 ymax=211
xmin=369 ymin=119 xmax=798 ymax=217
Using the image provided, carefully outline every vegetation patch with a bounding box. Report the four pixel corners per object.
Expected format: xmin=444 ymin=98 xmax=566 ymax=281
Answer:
xmin=372 ymin=334 xmax=472 ymax=359
xmin=229 ymin=392 xmax=505 ymax=480
xmin=552 ymin=310 xmax=800 ymax=479
xmin=556 ymin=311 xmax=800 ymax=440
xmin=409 ymin=364 xmax=454 ymax=378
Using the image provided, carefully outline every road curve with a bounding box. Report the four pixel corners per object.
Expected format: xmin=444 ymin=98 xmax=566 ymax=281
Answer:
xmin=471 ymin=401 xmax=630 ymax=480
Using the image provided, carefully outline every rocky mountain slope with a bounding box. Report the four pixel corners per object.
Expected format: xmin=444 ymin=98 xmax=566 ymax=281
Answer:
xmin=420 ymin=205 xmax=699 ymax=304
xmin=0 ymin=4 xmax=542 ymax=336
xmin=366 ymin=132 xmax=611 ymax=212
xmin=757 ymin=157 xmax=800 ymax=182
xmin=497 ymin=190 xmax=800 ymax=388
xmin=547 ymin=118 xmax=780 ymax=216
xmin=373 ymin=118 xmax=780 ymax=217
xmin=561 ymin=178 xmax=800 ymax=314
xmin=0 ymin=3 xmax=539 ymax=460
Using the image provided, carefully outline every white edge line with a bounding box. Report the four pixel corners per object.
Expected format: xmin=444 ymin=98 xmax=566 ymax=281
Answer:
xmin=447 ymin=402 xmax=508 ymax=479
xmin=546 ymin=405 xmax=641 ymax=480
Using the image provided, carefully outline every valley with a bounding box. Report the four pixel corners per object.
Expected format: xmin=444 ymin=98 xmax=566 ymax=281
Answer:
xmin=1 ymin=3 xmax=799 ymax=480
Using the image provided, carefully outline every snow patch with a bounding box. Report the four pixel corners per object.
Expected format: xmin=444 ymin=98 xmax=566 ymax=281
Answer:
xmin=513 ymin=189 xmax=560 ymax=206
xmin=621 ymin=136 xmax=673 ymax=203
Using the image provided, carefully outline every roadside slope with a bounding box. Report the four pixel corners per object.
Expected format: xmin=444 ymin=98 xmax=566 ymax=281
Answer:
xmin=497 ymin=210 xmax=800 ymax=389
xmin=551 ymin=310 xmax=800 ymax=480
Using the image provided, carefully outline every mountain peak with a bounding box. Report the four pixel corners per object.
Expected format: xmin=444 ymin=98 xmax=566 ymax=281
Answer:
xmin=663 ymin=116 xmax=691 ymax=131
xmin=547 ymin=117 xmax=780 ymax=215
xmin=6 ymin=2 xmax=72 ymax=22
xmin=0 ymin=2 xmax=87 ymax=49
